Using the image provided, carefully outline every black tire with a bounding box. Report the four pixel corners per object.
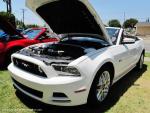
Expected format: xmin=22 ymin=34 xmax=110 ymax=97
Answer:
xmin=136 ymin=53 xmax=144 ymax=70
xmin=87 ymin=65 xmax=113 ymax=106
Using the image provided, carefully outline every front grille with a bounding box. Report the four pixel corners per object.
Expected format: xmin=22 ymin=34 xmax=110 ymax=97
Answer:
xmin=13 ymin=58 xmax=47 ymax=78
xmin=12 ymin=78 xmax=43 ymax=98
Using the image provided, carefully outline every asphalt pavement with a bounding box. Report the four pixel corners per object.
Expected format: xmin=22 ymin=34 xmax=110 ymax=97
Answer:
xmin=144 ymin=39 xmax=150 ymax=53
xmin=145 ymin=57 xmax=150 ymax=62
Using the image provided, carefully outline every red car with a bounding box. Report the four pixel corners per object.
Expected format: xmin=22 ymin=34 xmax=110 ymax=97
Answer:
xmin=0 ymin=16 xmax=58 ymax=67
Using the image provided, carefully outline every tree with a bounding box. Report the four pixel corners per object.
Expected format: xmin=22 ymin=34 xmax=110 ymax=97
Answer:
xmin=146 ymin=18 xmax=150 ymax=22
xmin=108 ymin=19 xmax=121 ymax=27
xmin=0 ymin=11 xmax=16 ymax=27
xmin=123 ymin=18 xmax=138 ymax=28
xmin=3 ymin=0 xmax=12 ymax=13
xmin=16 ymin=19 xmax=40 ymax=29
xmin=25 ymin=24 xmax=40 ymax=29
xmin=16 ymin=19 xmax=25 ymax=29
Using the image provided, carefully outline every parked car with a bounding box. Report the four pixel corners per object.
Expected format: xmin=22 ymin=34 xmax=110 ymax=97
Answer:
xmin=0 ymin=29 xmax=6 ymax=37
xmin=8 ymin=0 xmax=145 ymax=106
xmin=17 ymin=29 xmax=23 ymax=33
xmin=0 ymin=17 xmax=58 ymax=67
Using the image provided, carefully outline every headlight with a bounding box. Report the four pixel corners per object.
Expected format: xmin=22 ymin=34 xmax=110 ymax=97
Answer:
xmin=52 ymin=65 xmax=81 ymax=76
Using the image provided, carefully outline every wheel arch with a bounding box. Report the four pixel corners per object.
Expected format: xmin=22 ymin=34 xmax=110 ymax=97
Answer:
xmin=87 ymin=61 xmax=115 ymax=104
xmin=96 ymin=62 xmax=115 ymax=82
xmin=89 ymin=61 xmax=115 ymax=91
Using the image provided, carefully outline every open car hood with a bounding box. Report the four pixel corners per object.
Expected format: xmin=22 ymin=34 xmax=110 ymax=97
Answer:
xmin=26 ymin=0 xmax=112 ymax=44
xmin=0 ymin=15 xmax=23 ymax=37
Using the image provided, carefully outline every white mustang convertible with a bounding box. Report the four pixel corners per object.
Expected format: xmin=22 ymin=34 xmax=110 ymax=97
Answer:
xmin=8 ymin=0 xmax=144 ymax=106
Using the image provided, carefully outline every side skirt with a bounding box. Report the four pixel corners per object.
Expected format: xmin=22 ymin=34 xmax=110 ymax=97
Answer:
xmin=112 ymin=64 xmax=136 ymax=84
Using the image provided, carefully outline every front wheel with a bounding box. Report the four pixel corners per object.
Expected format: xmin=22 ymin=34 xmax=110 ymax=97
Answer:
xmin=88 ymin=66 xmax=112 ymax=106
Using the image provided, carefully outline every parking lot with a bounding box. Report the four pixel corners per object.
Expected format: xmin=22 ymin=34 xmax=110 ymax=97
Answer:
xmin=144 ymin=39 xmax=150 ymax=52
xmin=140 ymin=36 xmax=150 ymax=52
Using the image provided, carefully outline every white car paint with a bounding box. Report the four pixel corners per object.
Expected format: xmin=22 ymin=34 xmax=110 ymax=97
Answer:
xmin=8 ymin=1 xmax=144 ymax=106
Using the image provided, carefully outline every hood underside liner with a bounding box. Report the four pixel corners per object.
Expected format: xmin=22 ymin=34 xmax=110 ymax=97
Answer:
xmin=36 ymin=0 xmax=103 ymax=35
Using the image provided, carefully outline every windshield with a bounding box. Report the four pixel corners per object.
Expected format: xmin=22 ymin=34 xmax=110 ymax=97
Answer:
xmin=22 ymin=29 xmax=42 ymax=39
xmin=106 ymin=28 xmax=120 ymax=44
xmin=60 ymin=34 xmax=110 ymax=49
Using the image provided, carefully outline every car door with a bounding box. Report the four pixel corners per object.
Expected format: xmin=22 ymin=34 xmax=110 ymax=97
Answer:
xmin=122 ymin=35 xmax=139 ymax=66
xmin=110 ymin=45 xmax=131 ymax=78
xmin=110 ymin=31 xmax=133 ymax=78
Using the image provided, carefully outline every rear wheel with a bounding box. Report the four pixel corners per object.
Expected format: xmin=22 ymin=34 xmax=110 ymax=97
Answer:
xmin=137 ymin=53 xmax=144 ymax=69
xmin=88 ymin=66 xmax=113 ymax=106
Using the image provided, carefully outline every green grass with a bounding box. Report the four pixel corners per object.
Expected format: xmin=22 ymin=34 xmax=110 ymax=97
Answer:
xmin=145 ymin=53 xmax=150 ymax=57
xmin=106 ymin=62 xmax=150 ymax=113
xmin=0 ymin=71 xmax=34 ymax=113
xmin=0 ymin=62 xmax=150 ymax=113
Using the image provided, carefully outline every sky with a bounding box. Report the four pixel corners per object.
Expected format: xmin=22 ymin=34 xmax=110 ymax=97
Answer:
xmin=0 ymin=0 xmax=149 ymax=26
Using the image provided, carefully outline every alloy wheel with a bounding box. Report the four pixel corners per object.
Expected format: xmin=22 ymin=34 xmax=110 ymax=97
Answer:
xmin=96 ymin=71 xmax=111 ymax=102
xmin=139 ymin=54 xmax=144 ymax=69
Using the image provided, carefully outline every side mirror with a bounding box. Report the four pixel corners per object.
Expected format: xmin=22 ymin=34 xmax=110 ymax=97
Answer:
xmin=122 ymin=38 xmax=135 ymax=44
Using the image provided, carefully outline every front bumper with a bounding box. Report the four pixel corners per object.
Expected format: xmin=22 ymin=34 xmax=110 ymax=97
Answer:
xmin=8 ymin=63 xmax=88 ymax=106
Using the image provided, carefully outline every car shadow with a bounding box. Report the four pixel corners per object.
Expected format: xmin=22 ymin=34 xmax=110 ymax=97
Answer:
xmin=0 ymin=66 xmax=6 ymax=71
xmin=15 ymin=64 xmax=147 ymax=113
xmin=0 ymin=64 xmax=8 ymax=71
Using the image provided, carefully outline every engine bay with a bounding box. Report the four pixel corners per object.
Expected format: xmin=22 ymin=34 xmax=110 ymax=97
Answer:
xmin=18 ymin=34 xmax=110 ymax=63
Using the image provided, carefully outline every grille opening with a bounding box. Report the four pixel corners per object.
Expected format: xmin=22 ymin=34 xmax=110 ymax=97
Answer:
xmin=53 ymin=92 xmax=68 ymax=98
xmin=13 ymin=58 xmax=47 ymax=78
xmin=52 ymin=92 xmax=71 ymax=103
xmin=12 ymin=78 xmax=43 ymax=98
xmin=52 ymin=99 xmax=71 ymax=103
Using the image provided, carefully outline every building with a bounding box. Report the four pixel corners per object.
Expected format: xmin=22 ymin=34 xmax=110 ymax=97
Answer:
xmin=136 ymin=22 xmax=150 ymax=35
